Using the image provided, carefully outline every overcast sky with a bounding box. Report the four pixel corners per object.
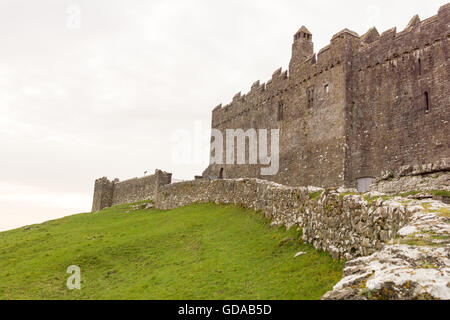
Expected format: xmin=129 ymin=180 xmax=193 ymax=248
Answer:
xmin=0 ymin=0 xmax=446 ymax=231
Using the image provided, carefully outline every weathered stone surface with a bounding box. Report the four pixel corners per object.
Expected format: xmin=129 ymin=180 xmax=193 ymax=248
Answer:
xmin=323 ymin=198 xmax=450 ymax=300
xmin=371 ymin=159 xmax=450 ymax=194
xmin=324 ymin=245 xmax=450 ymax=300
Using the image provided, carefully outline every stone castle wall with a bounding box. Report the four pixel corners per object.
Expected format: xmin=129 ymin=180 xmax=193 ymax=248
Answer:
xmin=203 ymin=28 xmax=350 ymax=188
xmin=155 ymin=179 xmax=413 ymax=260
xmin=203 ymin=4 xmax=450 ymax=190
xmin=91 ymin=170 xmax=172 ymax=212
xmin=91 ymin=177 xmax=115 ymax=212
xmin=346 ymin=5 xmax=450 ymax=186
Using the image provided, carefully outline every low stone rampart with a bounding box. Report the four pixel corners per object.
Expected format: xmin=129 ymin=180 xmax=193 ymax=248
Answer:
xmin=156 ymin=179 xmax=413 ymax=260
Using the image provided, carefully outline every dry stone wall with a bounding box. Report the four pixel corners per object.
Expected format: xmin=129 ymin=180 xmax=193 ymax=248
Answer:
xmin=156 ymin=179 xmax=413 ymax=260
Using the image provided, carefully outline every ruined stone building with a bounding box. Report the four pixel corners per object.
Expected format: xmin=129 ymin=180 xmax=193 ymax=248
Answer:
xmin=88 ymin=6 xmax=450 ymax=299
xmin=92 ymin=5 xmax=449 ymax=212
xmin=202 ymin=4 xmax=449 ymax=190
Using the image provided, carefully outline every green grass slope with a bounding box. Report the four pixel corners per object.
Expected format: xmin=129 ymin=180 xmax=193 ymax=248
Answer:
xmin=0 ymin=203 xmax=343 ymax=300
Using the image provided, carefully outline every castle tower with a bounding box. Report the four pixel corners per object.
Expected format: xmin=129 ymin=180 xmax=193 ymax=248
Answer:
xmin=289 ymin=26 xmax=314 ymax=72
xmin=91 ymin=177 xmax=115 ymax=212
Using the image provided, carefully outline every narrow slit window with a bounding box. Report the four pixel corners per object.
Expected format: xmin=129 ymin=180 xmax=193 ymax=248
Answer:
xmin=424 ymin=91 xmax=430 ymax=112
xmin=418 ymin=58 xmax=422 ymax=75
xmin=307 ymin=87 xmax=314 ymax=108
xmin=277 ymin=101 xmax=284 ymax=121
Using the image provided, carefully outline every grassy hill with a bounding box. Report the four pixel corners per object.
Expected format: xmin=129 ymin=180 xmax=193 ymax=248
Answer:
xmin=0 ymin=202 xmax=343 ymax=300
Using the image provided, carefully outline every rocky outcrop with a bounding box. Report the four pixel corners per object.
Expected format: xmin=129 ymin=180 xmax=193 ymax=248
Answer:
xmin=372 ymin=159 xmax=450 ymax=194
xmin=323 ymin=199 xmax=450 ymax=300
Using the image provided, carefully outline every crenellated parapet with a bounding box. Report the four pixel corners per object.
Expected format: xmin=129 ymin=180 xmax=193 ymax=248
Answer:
xmin=212 ymin=3 xmax=449 ymax=128
xmin=211 ymin=23 xmax=363 ymax=129
xmin=351 ymin=4 xmax=449 ymax=71
xmin=211 ymin=65 xmax=291 ymax=128
xmin=206 ymin=4 xmax=449 ymax=189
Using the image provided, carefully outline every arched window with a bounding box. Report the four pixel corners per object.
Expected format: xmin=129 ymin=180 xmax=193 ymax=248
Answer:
xmin=424 ymin=91 xmax=430 ymax=112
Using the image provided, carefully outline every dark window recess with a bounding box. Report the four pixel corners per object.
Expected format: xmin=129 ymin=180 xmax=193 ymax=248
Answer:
xmin=424 ymin=91 xmax=430 ymax=112
xmin=219 ymin=168 xmax=224 ymax=179
xmin=277 ymin=101 xmax=284 ymax=121
xmin=307 ymin=87 xmax=314 ymax=108
xmin=418 ymin=58 xmax=422 ymax=75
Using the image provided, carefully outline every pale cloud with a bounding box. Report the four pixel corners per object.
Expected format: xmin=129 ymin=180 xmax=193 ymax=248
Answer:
xmin=0 ymin=0 xmax=446 ymax=231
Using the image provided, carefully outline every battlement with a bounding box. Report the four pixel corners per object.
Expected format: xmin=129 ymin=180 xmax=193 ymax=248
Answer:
xmin=352 ymin=6 xmax=449 ymax=68
xmin=212 ymin=5 xmax=449 ymax=128
xmin=206 ymin=4 xmax=449 ymax=189
xmin=212 ymin=26 xmax=362 ymax=125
